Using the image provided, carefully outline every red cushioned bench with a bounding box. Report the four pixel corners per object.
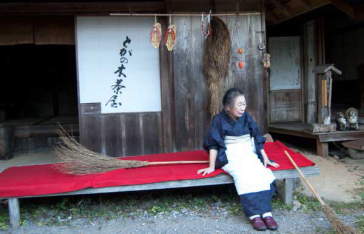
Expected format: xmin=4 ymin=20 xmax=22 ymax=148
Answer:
xmin=0 ymin=141 xmax=319 ymax=228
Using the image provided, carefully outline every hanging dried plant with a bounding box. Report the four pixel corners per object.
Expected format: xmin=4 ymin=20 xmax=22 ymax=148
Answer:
xmin=203 ymin=16 xmax=231 ymax=116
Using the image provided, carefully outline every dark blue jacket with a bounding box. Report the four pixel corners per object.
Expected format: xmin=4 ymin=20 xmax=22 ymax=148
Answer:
xmin=203 ymin=110 xmax=266 ymax=168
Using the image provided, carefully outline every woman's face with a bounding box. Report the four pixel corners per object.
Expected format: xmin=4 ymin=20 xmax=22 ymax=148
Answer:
xmin=227 ymin=95 xmax=247 ymax=119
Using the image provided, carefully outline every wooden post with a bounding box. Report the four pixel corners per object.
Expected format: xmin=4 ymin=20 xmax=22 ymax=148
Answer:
xmin=8 ymin=198 xmax=20 ymax=228
xmin=0 ymin=125 xmax=15 ymax=160
xmin=283 ymin=178 xmax=294 ymax=205
xmin=312 ymin=64 xmax=342 ymax=132
xmin=316 ymin=140 xmax=329 ymax=157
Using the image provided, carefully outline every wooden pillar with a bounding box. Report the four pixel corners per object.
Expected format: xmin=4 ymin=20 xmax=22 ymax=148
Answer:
xmin=283 ymin=178 xmax=294 ymax=205
xmin=8 ymin=198 xmax=20 ymax=228
xmin=359 ymin=64 xmax=364 ymax=113
xmin=0 ymin=125 xmax=15 ymax=160
xmin=304 ymin=20 xmax=317 ymax=124
xmin=316 ymin=140 xmax=329 ymax=157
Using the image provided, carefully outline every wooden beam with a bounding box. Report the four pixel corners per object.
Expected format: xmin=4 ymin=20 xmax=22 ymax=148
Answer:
xmin=164 ymin=0 xmax=172 ymax=12
xmin=354 ymin=4 xmax=364 ymax=20
xmin=269 ymin=0 xmax=330 ymax=25
xmin=329 ymin=0 xmax=355 ymax=18
xmin=265 ymin=7 xmax=280 ymax=24
xmin=269 ymin=0 xmax=291 ymax=18
xmin=0 ymin=2 xmax=165 ymax=15
xmin=300 ymin=0 xmax=312 ymax=10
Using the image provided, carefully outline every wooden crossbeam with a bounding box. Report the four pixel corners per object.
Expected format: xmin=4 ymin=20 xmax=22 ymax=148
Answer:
xmin=300 ymin=0 xmax=312 ymax=9
xmin=266 ymin=0 xmax=330 ymax=25
xmin=329 ymin=0 xmax=355 ymax=18
xmin=354 ymin=4 xmax=364 ymax=20
xmin=0 ymin=2 xmax=165 ymax=15
xmin=269 ymin=0 xmax=291 ymax=17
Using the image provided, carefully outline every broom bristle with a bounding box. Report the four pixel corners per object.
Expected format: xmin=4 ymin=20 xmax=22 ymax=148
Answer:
xmin=55 ymin=127 xmax=148 ymax=175
xmin=321 ymin=205 xmax=358 ymax=234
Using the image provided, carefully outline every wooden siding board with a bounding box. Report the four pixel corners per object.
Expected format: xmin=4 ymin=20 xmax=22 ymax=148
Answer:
xmin=191 ymin=16 xmax=207 ymax=149
xmin=270 ymin=90 xmax=302 ymax=122
xmin=123 ymin=114 xmax=142 ymax=156
xmin=141 ymin=112 xmax=162 ymax=154
xmin=101 ymin=114 xmax=124 ymax=157
xmin=173 ymin=16 xmax=193 ymax=151
xmin=79 ymin=114 xmax=102 ymax=153
xmin=159 ymin=17 xmax=175 ymax=153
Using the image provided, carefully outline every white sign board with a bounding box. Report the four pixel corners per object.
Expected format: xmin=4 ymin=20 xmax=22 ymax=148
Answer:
xmin=76 ymin=17 xmax=161 ymax=113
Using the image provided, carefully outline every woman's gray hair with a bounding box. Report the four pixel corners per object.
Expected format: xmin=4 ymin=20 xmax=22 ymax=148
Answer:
xmin=222 ymin=88 xmax=244 ymax=107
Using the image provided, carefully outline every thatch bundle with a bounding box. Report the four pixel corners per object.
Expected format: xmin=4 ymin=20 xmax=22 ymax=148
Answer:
xmin=203 ymin=17 xmax=231 ymax=116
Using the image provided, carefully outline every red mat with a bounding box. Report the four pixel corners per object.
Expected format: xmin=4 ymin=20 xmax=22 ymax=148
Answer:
xmin=0 ymin=141 xmax=315 ymax=198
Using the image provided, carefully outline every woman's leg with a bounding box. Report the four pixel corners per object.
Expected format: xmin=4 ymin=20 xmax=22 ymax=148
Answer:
xmin=238 ymin=183 xmax=278 ymax=231
xmin=239 ymin=188 xmax=273 ymax=218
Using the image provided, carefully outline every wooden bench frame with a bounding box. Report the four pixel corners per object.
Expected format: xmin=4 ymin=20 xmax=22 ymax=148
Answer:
xmin=2 ymin=166 xmax=319 ymax=228
xmin=269 ymin=123 xmax=364 ymax=157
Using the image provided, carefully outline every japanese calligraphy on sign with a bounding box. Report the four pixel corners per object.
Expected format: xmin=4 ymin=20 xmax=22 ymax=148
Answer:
xmin=106 ymin=36 xmax=132 ymax=108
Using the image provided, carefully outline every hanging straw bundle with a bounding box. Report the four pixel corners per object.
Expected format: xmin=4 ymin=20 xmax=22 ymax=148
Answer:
xmin=284 ymin=151 xmax=358 ymax=234
xmin=55 ymin=127 xmax=208 ymax=175
xmin=203 ymin=16 xmax=231 ymax=116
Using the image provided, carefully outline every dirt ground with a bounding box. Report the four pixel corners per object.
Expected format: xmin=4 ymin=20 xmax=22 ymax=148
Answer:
xmin=287 ymin=145 xmax=364 ymax=203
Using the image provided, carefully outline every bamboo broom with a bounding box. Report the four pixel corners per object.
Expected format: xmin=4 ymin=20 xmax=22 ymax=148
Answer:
xmin=284 ymin=150 xmax=358 ymax=234
xmin=55 ymin=127 xmax=208 ymax=175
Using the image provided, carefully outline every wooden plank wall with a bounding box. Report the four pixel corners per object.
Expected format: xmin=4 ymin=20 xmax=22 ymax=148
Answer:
xmin=0 ymin=16 xmax=74 ymax=45
xmin=172 ymin=15 xmax=266 ymax=152
xmin=79 ymin=103 xmax=162 ymax=156
xmin=268 ymin=37 xmax=303 ymax=123
xmin=172 ymin=16 xmax=208 ymax=152
xmin=269 ymin=90 xmax=302 ymax=122
xmin=79 ymin=14 xmax=266 ymax=156
xmin=222 ymin=15 xmax=266 ymax=129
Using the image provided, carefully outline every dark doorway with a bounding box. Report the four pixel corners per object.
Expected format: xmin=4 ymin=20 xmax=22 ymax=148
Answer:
xmin=0 ymin=44 xmax=78 ymax=159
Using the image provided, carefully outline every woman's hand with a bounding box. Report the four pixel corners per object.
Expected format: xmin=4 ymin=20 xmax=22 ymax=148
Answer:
xmin=264 ymin=157 xmax=280 ymax=168
xmin=197 ymin=167 xmax=215 ymax=176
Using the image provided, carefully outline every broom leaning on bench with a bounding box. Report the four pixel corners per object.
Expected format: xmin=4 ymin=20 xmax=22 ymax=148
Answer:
xmin=284 ymin=151 xmax=358 ymax=234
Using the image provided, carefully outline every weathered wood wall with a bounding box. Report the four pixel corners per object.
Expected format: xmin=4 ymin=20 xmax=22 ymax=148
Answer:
xmin=269 ymin=89 xmax=302 ymax=122
xmin=0 ymin=16 xmax=74 ymax=45
xmin=79 ymin=14 xmax=267 ymax=156
xmin=268 ymin=36 xmax=303 ymax=123
xmin=79 ymin=103 xmax=162 ymax=156
xmin=303 ymin=20 xmax=317 ymax=123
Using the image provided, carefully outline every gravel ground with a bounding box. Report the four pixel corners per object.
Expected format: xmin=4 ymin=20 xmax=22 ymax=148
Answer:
xmin=1 ymin=206 xmax=361 ymax=234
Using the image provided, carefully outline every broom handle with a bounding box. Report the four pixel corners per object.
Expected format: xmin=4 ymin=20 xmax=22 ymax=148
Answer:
xmin=148 ymin=160 xmax=209 ymax=165
xmin=284 ymin=150 xmax=326 ymax=205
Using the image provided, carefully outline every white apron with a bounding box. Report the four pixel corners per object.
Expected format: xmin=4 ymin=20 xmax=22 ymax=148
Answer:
xmin=222 ymin=135 xmax=275 ymax=195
